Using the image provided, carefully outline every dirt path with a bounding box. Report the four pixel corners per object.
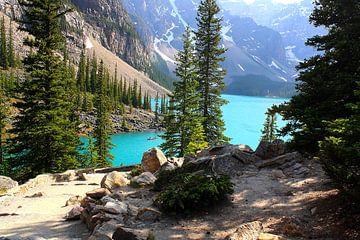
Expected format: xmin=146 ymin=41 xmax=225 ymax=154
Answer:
xmin=0 ymin=174 xmax=104 ymax=240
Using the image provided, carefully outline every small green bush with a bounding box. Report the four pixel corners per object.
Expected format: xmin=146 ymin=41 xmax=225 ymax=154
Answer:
xmin=154 ymin=170 xmax=234 ymax=213
xmin=130 ymin=165 xmax=143 ymax=177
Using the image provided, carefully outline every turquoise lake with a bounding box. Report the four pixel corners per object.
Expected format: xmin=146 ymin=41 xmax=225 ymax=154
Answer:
xmin=85 ymin=95 xmax=289 ymax=166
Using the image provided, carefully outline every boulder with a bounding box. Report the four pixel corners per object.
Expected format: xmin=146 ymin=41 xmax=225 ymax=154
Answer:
xmin=186 ymin=151 xmax=260 ymax=176
xmin=255 ymin=140 xmax=287 ymax=160
xmin=89 ymin=221 xmax=118 ymax=240
xmin=103 ymin=201 xmax=128 ymax=215
xmin=136 ymin=207 xmax=161 ymax=222
xmin=155 ymin=162 xmax=176 ymax=174
xmin=197 ymin=144 xmax=254 ymax=158
xmin=257 ymin=152 xmax=302 ymax=169
xmin=141 ymin=148 xmax=167 ymax=173
xmin=101 ymin=171 xmax=129 ymax=191
xmin=65 ymin=206 xmax=83 ymax=221
xmin=65 ymin=195 xmax=83 ymax=206
xmin=86 ymin=188 xmax=111 ymax=199
xmin=225 ymin=221 xmax=263 ymax=240
xmin=112 ymin=227 xmax=151 ymax=240
xmin=0 ymin=176 xmax=18 ymax=194
xmin=131 ymin=172 xmax=156 ymax=187
xmin=271 ymin=170 xmax=286 ymax=180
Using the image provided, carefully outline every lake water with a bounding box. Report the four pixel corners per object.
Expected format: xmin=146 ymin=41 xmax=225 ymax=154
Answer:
xmin=84 ymin=95 xmax=288 ymax=166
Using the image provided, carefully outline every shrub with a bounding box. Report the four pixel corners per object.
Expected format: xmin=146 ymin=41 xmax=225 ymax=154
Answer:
xmin=130 ymin=165 xmax=143 ymax=177
xmin=154 ymin=169 xmax=234 ymax=213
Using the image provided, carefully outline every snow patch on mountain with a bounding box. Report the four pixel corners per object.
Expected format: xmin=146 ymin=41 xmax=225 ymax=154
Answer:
xmin=221 ymin=23 xmax=235 ymax=44
xmin=285 ymin=45 xmax=302 ymax=63
xmin=154 ymin=38 xmax=176 ymax=64
xmin=85 ymin=37 xmax=94 ymax=49
xmin=169 ymin=0 xmax=188 ymax=28
xmin=238 ymin=64 xmax=245 ymax=72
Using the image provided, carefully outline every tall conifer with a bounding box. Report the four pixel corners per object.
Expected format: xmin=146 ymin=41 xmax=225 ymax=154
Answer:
xmin=9 ymin=0 xmax=80 ymax=180
xmin=195 ymin=0 xmax=228 ymax=145
xmin=161 ymin=27 xmax=207 ymax=156
xmin=94 ymin=60 xmax=114 ymax=167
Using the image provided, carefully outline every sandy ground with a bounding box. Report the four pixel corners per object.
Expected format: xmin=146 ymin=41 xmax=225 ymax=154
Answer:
xmin=0 ymin=174 xmax=105 ymax=240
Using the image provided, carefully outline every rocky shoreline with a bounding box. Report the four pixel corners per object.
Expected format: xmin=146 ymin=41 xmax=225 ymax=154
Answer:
xmin=79 ymin=106 xmax=163 ymax=134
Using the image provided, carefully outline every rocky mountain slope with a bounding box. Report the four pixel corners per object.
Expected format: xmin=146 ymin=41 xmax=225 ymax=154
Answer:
xmin=122 ymin=0 xmax=302 ymax=97
xmin=0 ymin=0 xmax=171 ymax=96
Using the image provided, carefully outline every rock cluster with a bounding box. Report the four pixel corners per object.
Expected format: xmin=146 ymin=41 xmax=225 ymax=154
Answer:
xmin=64 ymin=141 xmax=314 ymax=239
xmin=65 ymin=149 xmax=179 ymax=239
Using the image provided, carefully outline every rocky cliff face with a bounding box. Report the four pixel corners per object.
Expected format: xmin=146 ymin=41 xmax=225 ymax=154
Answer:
xmin=70 ymin=0 xmax=151 ymax=72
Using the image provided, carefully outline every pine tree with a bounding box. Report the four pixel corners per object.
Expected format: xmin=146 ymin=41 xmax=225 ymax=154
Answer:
xmin=9 ymin=0 xmax=81 ymax=180
xmin=261 ymin=110 xmax=277 ymax=143
xmin=8 ymin=20 xmax=15 ymax=68
xmin=161 ymin=27 xmax=207 ymax=156
xmin=77 ymin=47 xmax=86 ymax=92
xmin=276 ymin=0 xmax=360 ymax=153
xmin=90 ymin=51 xmax=97 ymax=94
xmin=83 ymin=134 xmax=98 ymax=168
xmin=0 ymin=16 xmax=8 ymax=69
xmin=94 ymin=60 xmax=114 ymax=167
xmin=195 ymin=0 xmax=229 ymax=145
xmin=160 ymin=97 xmax=179 ymax=157
xmin=0 ymin=79 xmax=9 ymax=175
xmin=155 ymin=93 xmax=159 ymax=122
xmin=85 ymin=55 xmax=91 ymax=92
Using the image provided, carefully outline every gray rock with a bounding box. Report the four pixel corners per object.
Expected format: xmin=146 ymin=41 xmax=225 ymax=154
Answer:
xmin=131 ymin=172 xmax=157 ymax=187
xmin=65 ymin=206 xmax=83 ymax=221
xmin=0 ymin=176 xmax=18 ymax=194
xmin=89 ymin=220 xmax=118 ymax=240
xmin=225 ymin=221 xmax=263 ymax=240
xmin=141 ymin=148 xmax=167 ymax=173
xmin=255 ymin=140 xmax=287 ymax=160
xmin=136 ymin=207 xmax=161 ymax=222
xmin=103 ymin=201 xmax=128 ymax=215
xmin=112 ymin=227 xmax=151 ymax=240
xmin=197 ymin=144 xmax=254 ymax=158
xmin=256 ymin=152 xmax=302 ymax=168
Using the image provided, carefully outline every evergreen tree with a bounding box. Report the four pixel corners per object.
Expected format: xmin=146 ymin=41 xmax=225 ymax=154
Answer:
xmin=186 ymin=122 xmax=208 ymax=156
xmin=76 ymin=47 xmax=86 ymax=92
xmin=9 ymin=0 xmax=80 ymax=180
xmin=90 ymin=51 xmax=97 ymax=94
xmin=85 ymin=55 xmax=91 ymax=92
xmin=155 ymin=93 xmax=159 ymax=122
xmin=83 ymin=134 xmax=98 ymax=168
xmin=195 ymin=0 xmax=229 ymax=145
xmin=276 ymin=0 xmax=360 ymax=153
xmin=161 ymin=27 xmax=207 ymax=156
xmin=0 ymin=79 xmax=9 ymax=175
xmin=0 ymin=16 xmax=8 ymax=69
xmin=94 ymin=60 xmax=114 ymax=167
xmin=160 ymin=98 xmax=179 ymax=157
xmin=261 ymin=109 xmax=278 ymax=143
xmin=8 ymin=20 xmax=14 ymax=68
xmin=320 ymin=82 xmax=360 ymax=201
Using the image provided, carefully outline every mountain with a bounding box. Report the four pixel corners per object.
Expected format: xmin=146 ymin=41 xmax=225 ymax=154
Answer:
xmin=219 ymin=0 xmax=326 ymax=65
xmin=0 ymin=0 xmax=171 ymax=96
xmin=123 ymin=0 xmax=301 ymax=97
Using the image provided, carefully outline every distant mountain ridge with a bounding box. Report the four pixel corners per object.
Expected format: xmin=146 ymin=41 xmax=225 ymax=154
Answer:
xmin=122 ymin=0 xmax=319 ymax=97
